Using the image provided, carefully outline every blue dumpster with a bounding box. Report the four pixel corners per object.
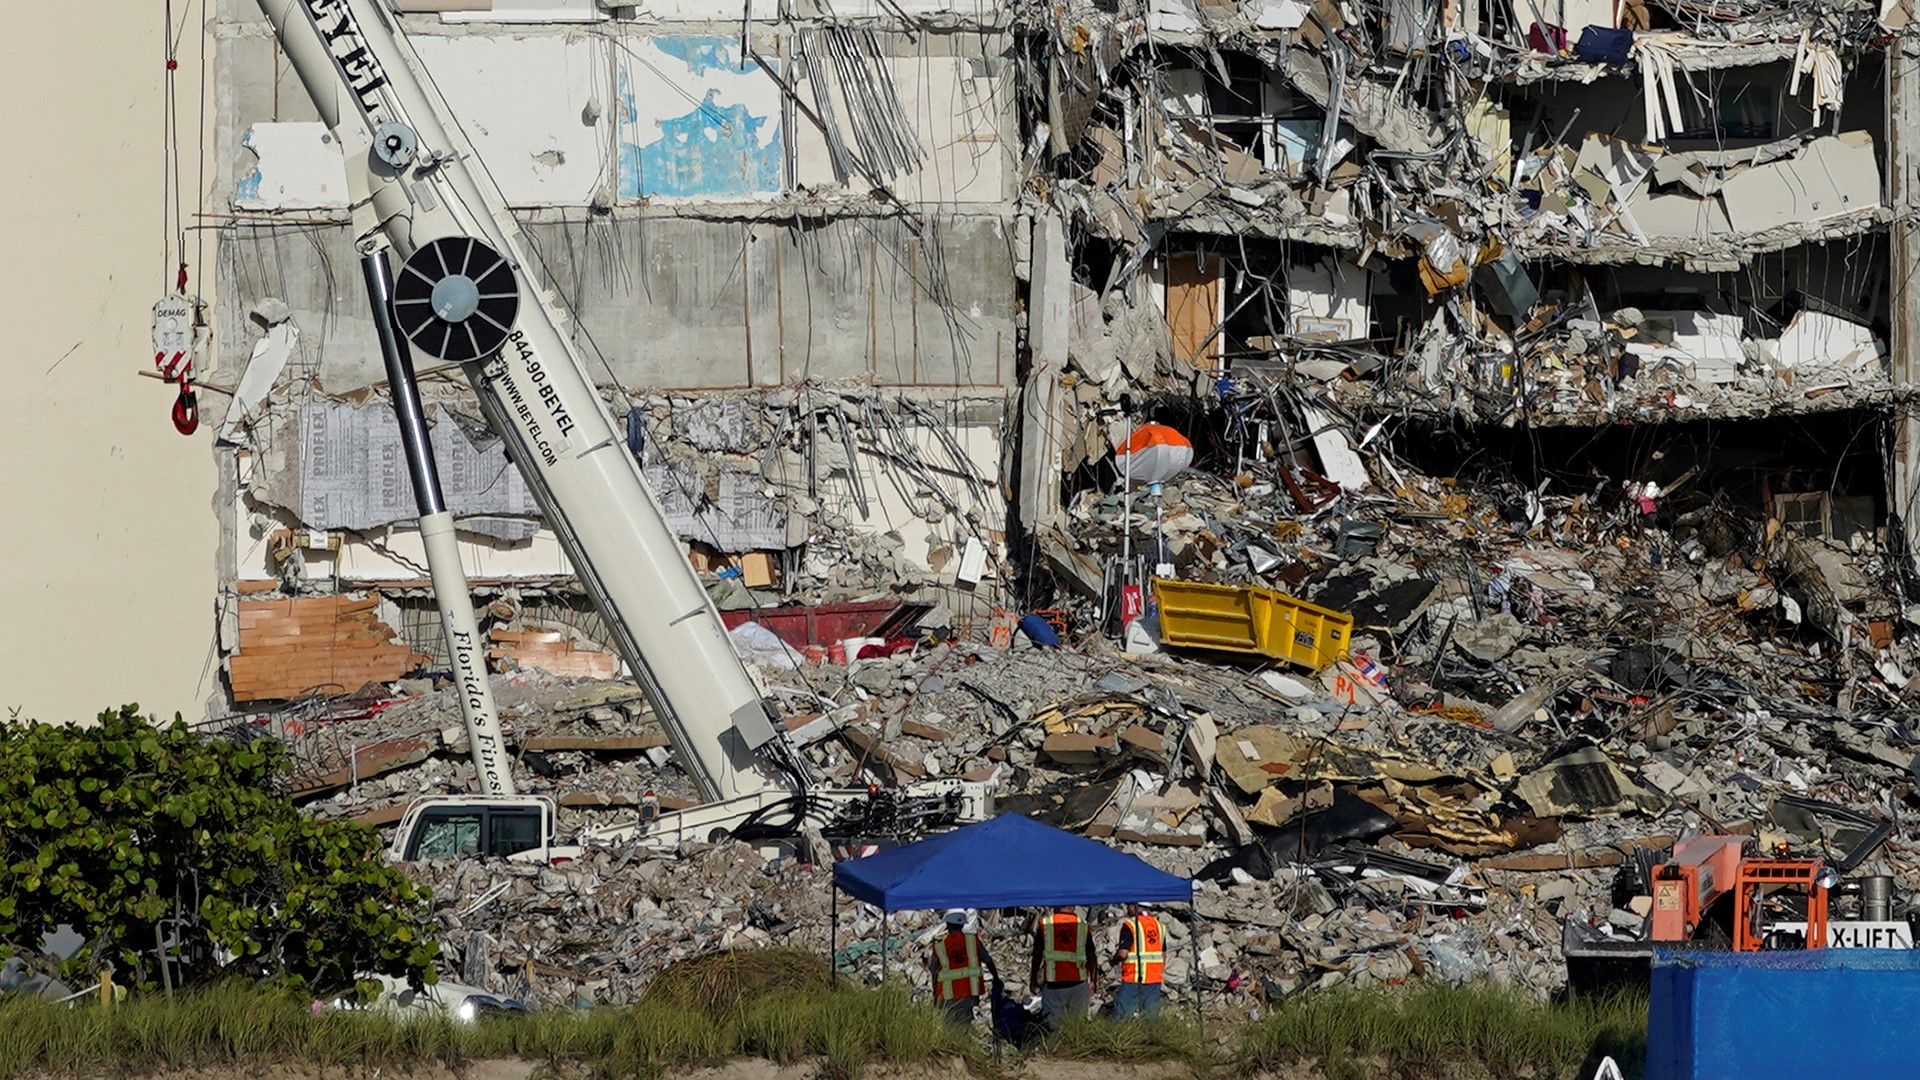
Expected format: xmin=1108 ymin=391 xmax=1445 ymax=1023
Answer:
xmin=1649 ymin=948 xmax=1920 ymax=1079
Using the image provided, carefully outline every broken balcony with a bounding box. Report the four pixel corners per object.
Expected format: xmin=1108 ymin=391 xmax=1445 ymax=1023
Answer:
xmin=1055 ymin=47 xmax=1381 ymax=252
xmin=1493 ymin=54 xmax=1888 ymax=266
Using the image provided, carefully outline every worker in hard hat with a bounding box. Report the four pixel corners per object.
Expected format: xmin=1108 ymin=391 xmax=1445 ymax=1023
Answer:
xmin=929 ymin=909 xmax=996 ymax=1025
xmin=1028 ymin=905 xmax=1097 ymax=1030
xmin=1111 ymin=903 xmax=1165 ymax=1018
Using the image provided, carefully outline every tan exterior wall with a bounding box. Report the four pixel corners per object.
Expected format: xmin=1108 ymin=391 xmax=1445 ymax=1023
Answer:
xmin=0 ymin=9 xmax=218 ymax=723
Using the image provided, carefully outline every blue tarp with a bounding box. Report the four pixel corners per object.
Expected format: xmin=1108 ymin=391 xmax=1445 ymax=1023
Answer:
xmin=832 ymin=813 xmax=1193 ymax=912
xmin=1648 ymin=948 xmax=1920 ymax=1080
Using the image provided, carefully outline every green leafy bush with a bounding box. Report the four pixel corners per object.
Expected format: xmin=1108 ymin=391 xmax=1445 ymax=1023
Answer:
xmin=0 ymin=705 xmax=437 ymax=992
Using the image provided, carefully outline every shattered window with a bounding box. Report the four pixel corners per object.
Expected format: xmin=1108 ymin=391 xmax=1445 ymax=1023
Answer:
xmin=1773 ymin=492 xmax=1829 ymax=538
xmin=412 ymin=812 xmax=482 ymax=860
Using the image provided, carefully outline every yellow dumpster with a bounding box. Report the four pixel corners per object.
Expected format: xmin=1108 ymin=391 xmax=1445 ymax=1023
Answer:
xmin=1151 ymin=578 xmax=1352 ymax=671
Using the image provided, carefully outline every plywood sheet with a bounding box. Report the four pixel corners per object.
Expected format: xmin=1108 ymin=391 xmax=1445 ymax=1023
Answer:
xmin=229 ymin=594 xmax=427 ymax=702
xmin=489 ymin=625 xmax=619 ymax=679
xmin=1166 ymin=254 xmax=1221 ymax=369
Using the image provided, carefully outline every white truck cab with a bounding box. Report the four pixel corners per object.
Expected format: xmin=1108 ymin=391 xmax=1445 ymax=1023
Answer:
xmin=389 ymin=795 xmax=583 ymax=864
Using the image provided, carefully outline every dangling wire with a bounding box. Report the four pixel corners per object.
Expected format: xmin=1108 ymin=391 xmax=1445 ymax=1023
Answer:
xmin=160 ymin=0 xmax=174 ymax=294
xmin=155 ymin=0 xmax=202 ymax=436
xmin=162 ymin=0 xmax=192 ymax=295
xmin=195 ymin=0 xmax=209 ymax=299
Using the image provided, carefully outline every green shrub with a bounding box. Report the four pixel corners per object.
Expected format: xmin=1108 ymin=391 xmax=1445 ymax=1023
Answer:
xmin=0 ymin=706 xmax=437 ymax=991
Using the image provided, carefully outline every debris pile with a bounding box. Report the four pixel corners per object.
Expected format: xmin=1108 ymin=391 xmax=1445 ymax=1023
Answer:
xmin=235 ymin=406 xmax=1920 ymax=1008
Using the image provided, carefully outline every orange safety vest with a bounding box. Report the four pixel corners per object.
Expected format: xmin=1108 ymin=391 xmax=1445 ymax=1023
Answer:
xmin=1040 ymin=911 xmax=1088 ymax=983
xmin=1120 ymin=914 xmax=1165 ymax=984
xmin=932 ymin=931 xmax=983 ymax=1001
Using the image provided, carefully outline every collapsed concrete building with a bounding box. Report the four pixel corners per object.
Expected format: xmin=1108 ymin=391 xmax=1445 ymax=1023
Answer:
xmin=206 ymin=0 xmax=1920 ymax=692
xmin=192 ymin=0 xmax=1920 ymax=1006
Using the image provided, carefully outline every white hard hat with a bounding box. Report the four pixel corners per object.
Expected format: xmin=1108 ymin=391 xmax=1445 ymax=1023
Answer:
xmin=944 ymin=908 xmax=967 ymax=924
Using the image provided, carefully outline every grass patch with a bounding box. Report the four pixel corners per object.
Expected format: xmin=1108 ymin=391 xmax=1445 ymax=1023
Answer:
xmin=0 ymin=970 xmax=972 ymax=1080
xmin=0 ymin=970 xmax=1645 ymax=1080
xmin=1045 ymin=1011 xmax=1204 ymax=1062
xmin=693 ymin=981 xmax=973 ymax=1076
xmin=1238 ymin=983 xmax=1646 ymax=1080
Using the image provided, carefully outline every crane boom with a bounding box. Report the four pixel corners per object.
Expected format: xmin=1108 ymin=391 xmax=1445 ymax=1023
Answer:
xmin=257 ymin=0 xmax=779 ymax=807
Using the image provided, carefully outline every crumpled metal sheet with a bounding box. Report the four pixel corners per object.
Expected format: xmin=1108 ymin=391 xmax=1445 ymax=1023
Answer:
xmin=1767 ymin=795 xmax=1893 ymax=873
xmin=1514 ymin=745 xmax=1663 ymax=819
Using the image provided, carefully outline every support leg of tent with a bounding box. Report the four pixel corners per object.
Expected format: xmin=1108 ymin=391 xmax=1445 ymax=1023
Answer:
xmin=830 ymin=887 xmax=839 ymax=986
xmin=1189 ymin=902 xmax=1204 ymax=1046
xmin=883 ymin=912 xmax=891 ymax=984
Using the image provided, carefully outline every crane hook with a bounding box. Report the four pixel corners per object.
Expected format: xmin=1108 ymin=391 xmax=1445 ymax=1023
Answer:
xmin=171 ymin=382 xmax=200 ymax=436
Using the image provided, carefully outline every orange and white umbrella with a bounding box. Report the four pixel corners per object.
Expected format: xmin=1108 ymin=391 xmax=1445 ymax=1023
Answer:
xmin=1115 ymin=423 xmax=1193 ymax=487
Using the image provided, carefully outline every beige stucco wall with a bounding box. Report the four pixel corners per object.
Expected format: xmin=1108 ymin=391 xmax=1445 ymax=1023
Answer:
xmin=0 ymin=9 xmax=218 ymax=723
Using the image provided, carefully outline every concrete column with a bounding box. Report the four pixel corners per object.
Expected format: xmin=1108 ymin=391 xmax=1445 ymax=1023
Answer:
xmin=1018 ymin=209 xmax=1072 ymax=534
xmin=1888 ymin=40 xmax=1920 ymax=580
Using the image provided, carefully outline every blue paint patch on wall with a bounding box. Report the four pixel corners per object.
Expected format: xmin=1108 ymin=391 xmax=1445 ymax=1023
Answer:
xmin=236 ymin=129 xmax=263 ymax=203
xmin=616 ymin=44 xmax=783 ymax=200
xmin=653 ymin=36 xmax=751 ymax=77
xmin=621 ymin=99 xmax=782 ymax=198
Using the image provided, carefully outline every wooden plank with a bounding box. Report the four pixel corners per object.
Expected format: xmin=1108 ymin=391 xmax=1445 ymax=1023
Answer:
xmin=840 ymin=727 xmax=927 ymax=779
xmin=289 ymin=733 xmax=439 ymax=799
xmin=519 ymin=733 xmax=669 ymax=752
xmin=347 ymin=802 xmax=413 ymax=827
xmin=237 ymin=632 xmax=405 ymax=652
xmin=1112 ymin=828 xmax=1206 ymax=847
xmin=229 ymin=650 xmax=427 ymax=702
xmin=237 ymin=599 xmax=293 ymax=621
xmin=231 ymin=652 xmax=421 ymax=675
xmin=491 ymin=625 xmax=618 ymax=680
xmin=239 ymin=594 xmax=380 ymax=618
xmin=1166 ymin=253 xmax=1222 ymax=369
xmin=234 ymin=636 xmax=416 ymax=655
xmin=900 ymin=719 xmax=951 ymax=741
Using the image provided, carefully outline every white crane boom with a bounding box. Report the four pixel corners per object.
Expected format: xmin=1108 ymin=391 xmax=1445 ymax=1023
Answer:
xmin=253 ymin=0 xmax=984 ymax=858
xmin=258 ymin=0 xmax=781 ymax=805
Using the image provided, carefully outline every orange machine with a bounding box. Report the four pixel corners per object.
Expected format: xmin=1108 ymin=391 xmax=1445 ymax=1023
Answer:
xmin=1732 ymin=859 xmax=1830 ymax=952
xmin=1650 ymin=835 xmax=1833 ymax=951
xmin=1650 ymin=836 xmax=1748 ymax=944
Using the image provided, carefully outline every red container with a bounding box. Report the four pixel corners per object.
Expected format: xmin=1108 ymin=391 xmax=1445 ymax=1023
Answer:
xmin=719 ymin=601 xmax=925 ymax=651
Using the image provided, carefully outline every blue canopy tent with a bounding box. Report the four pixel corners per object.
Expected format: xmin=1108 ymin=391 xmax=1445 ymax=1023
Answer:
xmin=828 ymin=813 xmax=1196 ymax=1021
xmin=834 ymin=812 xmax=1193 ymax=910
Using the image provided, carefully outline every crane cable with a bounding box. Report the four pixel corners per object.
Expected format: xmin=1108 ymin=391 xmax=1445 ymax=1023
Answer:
xmin=157 ymin=0 xmax=198 ymax=434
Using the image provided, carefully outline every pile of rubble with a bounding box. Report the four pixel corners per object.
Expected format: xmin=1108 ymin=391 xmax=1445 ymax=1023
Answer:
xmin=226 ymin=411 xmax=1920 ymax=1010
